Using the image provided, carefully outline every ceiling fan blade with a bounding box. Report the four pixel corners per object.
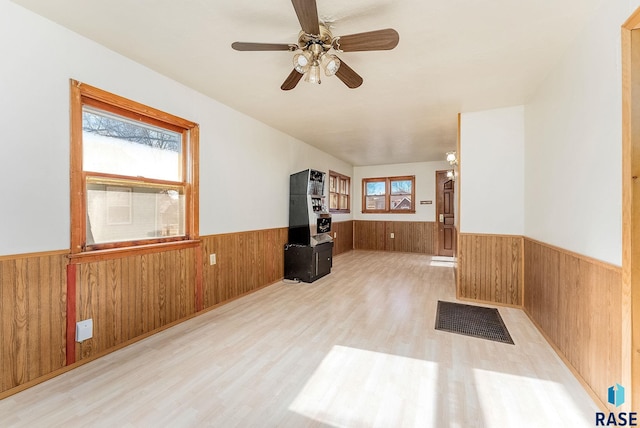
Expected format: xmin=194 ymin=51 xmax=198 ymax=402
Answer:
xmin=281 ymin=69 xmax=304 ymax=91
xmin=333 ymin=28 xmax=399 ymax=52
xmin=335 ymin=58 xmax=363 ymax=89
xmin=291 ymin=0 xmax=320 ymax=35
xmin=232 ymin=42 xmax=296 ymax=51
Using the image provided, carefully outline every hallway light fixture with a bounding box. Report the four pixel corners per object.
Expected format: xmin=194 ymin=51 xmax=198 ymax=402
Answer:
xmin=446 ymin=151 xmax=458 ymax=166
xmin=446 ymin=170 xmax=455 ymax=180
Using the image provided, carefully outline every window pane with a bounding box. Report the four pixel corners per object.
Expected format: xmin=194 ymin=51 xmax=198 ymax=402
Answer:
xmin=339 ymin=194 xmax=348 ymax=209
xmin=83 ymin=107 xmax=182 ymax=182
xmin=366 ymin=195 xmax=386 ymax=210
xmin=391 ymin=180 xmax=412 ymax=195
xmin=339 ymin=178 xmax=347 ymax=195
xmin=366 ymin=181 xmax=386 ymax=196
xmin=330 ymin=193 xmax=338 ymax=209
xmin=391 ymin=195 xmax=412 ymax=210
xmin=86 ymin=181 xmax=185 ymax=245
xmin=329 ymin=176 xmax=337 ymax=192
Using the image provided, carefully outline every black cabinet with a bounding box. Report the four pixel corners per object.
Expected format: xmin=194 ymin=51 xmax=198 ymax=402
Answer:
xmin=284 ymin=242 xmax=333 ymax=283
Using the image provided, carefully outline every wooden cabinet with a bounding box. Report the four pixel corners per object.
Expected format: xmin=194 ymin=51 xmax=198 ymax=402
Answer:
xmin=284 ymin=242 xmax=333 ymax=283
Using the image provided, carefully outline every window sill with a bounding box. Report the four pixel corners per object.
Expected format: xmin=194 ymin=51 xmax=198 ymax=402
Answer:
xmin=362 ymin=210 xmax=416 ymax=214
xmin=68 ymin=239 xmax=201 ymax=264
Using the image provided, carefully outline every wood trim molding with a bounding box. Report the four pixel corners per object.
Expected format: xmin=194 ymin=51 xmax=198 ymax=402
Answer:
xmin=328 ymin=170 xmax=351 ymax=214
xmin=70 ymin=80 xmax=197 ymax=129
xmin=69 ymin=79 xmax=200 ymax=255
xmin=525 ymin=237 xmax=622 ymax=273
xmin=70 ymin=81 xmax=85 ymax=254
xmin=189 ymin=124 xmax=200 ymax=240
xmin=0 ymin=249 xmax=68 ymax=261
xmin=459 ymin=231 xmax=524 ymax=239
xmin=361 ymin=175 xmax=416 ymax=214
xmin=456 ymin=113 xmax=462 ymax=295
xmin=622 ymin=9 xmax=640 ymax=411
xmin=623 ymin=6 xmax=640 ymax=30
xmin=68 ymin=240 xmax=201 ymax=264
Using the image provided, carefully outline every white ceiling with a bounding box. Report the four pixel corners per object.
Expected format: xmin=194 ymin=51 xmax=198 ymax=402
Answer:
xmin=13 ymin=0 xmax=605 ymax=166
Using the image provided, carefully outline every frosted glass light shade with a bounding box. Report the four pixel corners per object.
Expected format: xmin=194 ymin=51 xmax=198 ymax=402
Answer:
xmin=321 ymin=54 xmax=341 ymax=76
xmin=304 ymin=63 xmax=321 ymax=84
xmin=293 ymin=52 xmax=312 ymax=74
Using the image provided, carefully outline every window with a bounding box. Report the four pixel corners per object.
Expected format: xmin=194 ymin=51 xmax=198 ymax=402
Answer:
xmin=362 ymin=176 xmax=415 ymax=213
xmin=70 ymin=80 xmax=199 ymax=253
xmin=328 ymin=170 xmax=350 ymax=213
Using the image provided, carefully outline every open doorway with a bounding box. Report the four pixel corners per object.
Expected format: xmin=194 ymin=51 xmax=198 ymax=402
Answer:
xmin=436 ymin=170 xmax=456 ymax=257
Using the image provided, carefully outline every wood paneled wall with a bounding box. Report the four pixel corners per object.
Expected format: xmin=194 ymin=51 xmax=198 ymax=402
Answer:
xmin=75 ymin=247 xmax=198 ymax=360
xmin=523 ymin=238 xmax=622 ymax=408
xmin=0 ymin=252 xmax=67 ymax=394
xmin=458 ymin=233 xmax=523 ymax=306
xmin=201 ymin=228 xmax=288 ymax=307
xmin=354 ymin=221 xmax=436 ymax=254
xmin=332 ymin=221 xmax=354 ymax=256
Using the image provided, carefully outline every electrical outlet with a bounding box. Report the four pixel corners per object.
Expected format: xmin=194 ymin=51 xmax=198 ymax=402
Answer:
xmin=390 ymin=233 xmax=395 ymax=238
xmin=76 ymin=319 xmax=93 ymax=342
xmin=334 ymin=232 xmax=337 ymax=238
xmin=209 ymin=253 xmax=216 ymax=265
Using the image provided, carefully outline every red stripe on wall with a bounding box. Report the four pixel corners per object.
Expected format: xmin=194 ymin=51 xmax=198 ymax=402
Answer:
xmin=66 ymin=264 xmax=77 ymax=365
xmin=195 ymin=248 xmax=203 ymax=312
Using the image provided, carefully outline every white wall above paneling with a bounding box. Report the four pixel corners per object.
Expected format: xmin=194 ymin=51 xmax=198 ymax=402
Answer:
xmin=460 ymin=106 xmax=525 ymax=236
xmin=523 ymin=0 xmax=634 ymax=266
xmin=0 ymin=0 xmax=352 ymax=256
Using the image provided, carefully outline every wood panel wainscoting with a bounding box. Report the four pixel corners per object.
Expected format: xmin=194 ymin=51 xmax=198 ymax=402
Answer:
xmin=0 ymin=251 xmax=68 ymax=395
xmin=523 ymin=237 xmax=623 ymax=409
xmin=200 ymin=228 xmax=289 ymax=307
xmin=331 ymin=221 xmax=354 ymax=256
xmin=457 ymin=233 xmax=523 ymax=306
xmin=74 ymin=247 xmax=199 ymax=361
xmin=200 ymin=223 xmax=353 ymax=308
xmin=354 ymin=220 xmax=437 ymax=254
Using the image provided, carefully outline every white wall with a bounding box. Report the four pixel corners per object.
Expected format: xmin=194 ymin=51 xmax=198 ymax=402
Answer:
xmin=0 ymin=0 xmax=352 ymax=256
xmin=353 ymin=161 xmax=451 ymax=222
xmin=524 ymin=0 xmax=640 ymax=266
xmin=460 ymin=106 xmax=525 ymax=235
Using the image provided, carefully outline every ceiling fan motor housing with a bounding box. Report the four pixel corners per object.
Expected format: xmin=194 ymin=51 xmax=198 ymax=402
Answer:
xmin=298 ymin=24 xmax=334 ymax=56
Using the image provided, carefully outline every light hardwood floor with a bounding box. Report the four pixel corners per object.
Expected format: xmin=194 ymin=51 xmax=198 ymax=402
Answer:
xmin=0 ymin=251 xmax=599 ymax=427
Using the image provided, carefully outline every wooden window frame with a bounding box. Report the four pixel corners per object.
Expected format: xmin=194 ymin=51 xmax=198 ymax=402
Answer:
xmin=328 ymin=170 xmax=351 ymax=213
xmin=362 ymin=175 xmax=416 ymax=214
xmin=70 ymin=79 xmax=200 ymax=258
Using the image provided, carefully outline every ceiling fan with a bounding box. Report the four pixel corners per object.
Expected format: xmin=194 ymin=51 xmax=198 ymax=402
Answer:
xmin=231 ymin=0 xmax=399 ymax=90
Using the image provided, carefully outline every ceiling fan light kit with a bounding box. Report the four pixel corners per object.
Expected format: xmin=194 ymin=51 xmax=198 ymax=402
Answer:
xmin=231 ymin=0 xmax=399 ymax=91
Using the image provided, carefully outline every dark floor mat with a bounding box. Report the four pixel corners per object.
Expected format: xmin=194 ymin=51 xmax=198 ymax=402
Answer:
xmin=435 ymin=300 xmax=514 ymax=345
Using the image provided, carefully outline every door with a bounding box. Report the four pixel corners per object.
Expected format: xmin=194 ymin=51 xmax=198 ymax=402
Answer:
xmin=436 ymin=170 xmax=456 ymax=257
